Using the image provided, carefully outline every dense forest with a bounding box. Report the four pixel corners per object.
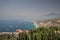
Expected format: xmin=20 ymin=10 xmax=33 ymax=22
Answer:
xmin=0 ymin=26 xmax=60 ymax=40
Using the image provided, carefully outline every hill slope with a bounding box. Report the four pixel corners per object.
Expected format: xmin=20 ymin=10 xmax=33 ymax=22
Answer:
xmin=33 ymin=18 xmax=60 ymax=28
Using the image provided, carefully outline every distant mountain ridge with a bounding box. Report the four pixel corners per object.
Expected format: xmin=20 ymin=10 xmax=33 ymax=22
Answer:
xmin=36 ymin=13 xmax=60 ymax=21
xmin=33 ymin=18 xmax=60 ymax=28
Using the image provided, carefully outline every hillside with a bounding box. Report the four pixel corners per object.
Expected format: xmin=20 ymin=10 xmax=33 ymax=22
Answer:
xmin=33 ymin=18 xmax=60 ymax=28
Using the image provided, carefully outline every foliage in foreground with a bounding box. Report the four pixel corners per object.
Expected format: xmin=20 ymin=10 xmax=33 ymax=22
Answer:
xmin=0 ymin=26 xmax=60 ymax=40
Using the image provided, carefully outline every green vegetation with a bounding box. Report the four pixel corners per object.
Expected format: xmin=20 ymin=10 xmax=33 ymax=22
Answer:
xmin=0 ymin=26 xmax=60 ymax=40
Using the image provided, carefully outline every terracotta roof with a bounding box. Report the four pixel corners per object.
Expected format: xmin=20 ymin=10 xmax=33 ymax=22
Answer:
xmin=16 ymin=29 xmax=23 ymax=33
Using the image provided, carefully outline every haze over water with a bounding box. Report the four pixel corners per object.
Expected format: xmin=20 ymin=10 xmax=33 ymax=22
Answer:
xmin=0 ymin=0 xmax=60 ymax=32
xmin=0 ymin=0 xmax=60 ymax=21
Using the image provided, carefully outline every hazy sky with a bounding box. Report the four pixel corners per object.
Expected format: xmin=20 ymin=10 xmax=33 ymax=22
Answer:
xmin=0 ymin=0 xmax=60 ymax=21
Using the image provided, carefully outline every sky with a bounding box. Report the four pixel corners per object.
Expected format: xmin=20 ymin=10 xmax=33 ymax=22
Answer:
xmin=0 ymin=0 xmax=60 ymax=21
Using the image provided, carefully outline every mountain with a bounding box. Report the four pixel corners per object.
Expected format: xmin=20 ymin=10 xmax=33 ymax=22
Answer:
xmin=36 ymin=13 xmax=60 ymax=20
xmin=33 ymin=18 xmax=60 ymax=28
xmin=33 ymin=13 xmax=60 ymax=28
xmin=45 ymin=13 xmax=60 ymax=18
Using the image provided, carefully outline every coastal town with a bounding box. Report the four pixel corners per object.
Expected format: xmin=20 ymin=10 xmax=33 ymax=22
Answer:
xmin=0 ymin=18 xmax=60 ymax=40
xmin=0 ymin=18 xmax=60 ymax=36
xmin=33 ymin=18 xmax=60 ymax=28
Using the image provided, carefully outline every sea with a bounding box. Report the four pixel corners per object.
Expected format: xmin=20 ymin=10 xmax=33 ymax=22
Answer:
xmin=0 ymin=20 xmax=35 ymax=32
